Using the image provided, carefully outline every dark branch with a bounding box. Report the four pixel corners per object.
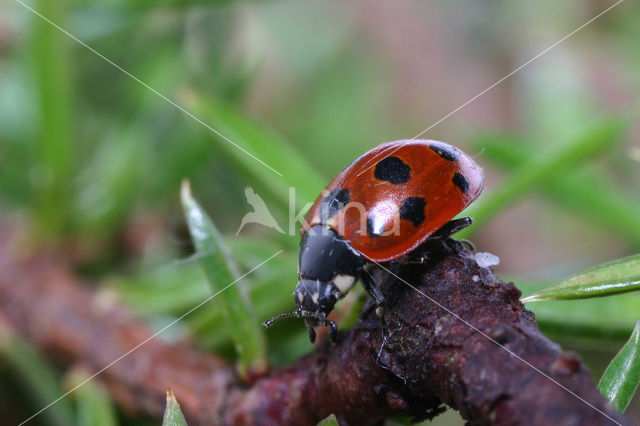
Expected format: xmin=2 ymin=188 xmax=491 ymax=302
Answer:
xmin=0 ymin=227 xmax=629 ymax=425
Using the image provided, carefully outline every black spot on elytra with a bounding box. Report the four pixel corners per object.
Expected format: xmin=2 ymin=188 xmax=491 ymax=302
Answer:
xmin=429 ymin=143 xmax=460 ymax=161
xmin=366 ymin=216 xmax=382 ymax=238
xmin=399 ymin=197 xmax=426 ymax=227
xmin=452 ymin=173 xmax=469 ymax=193
xmin=320 ymin=188 xmax=350 ymax=221
xmin=374 ymin=156 xmax=410 ymax=184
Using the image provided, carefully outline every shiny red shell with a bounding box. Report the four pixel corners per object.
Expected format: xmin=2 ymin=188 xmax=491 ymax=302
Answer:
xmin=303 ymin=140 xmax=484 ymax=262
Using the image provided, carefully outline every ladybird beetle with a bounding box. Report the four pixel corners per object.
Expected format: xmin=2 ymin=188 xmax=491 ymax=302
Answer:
xmin=264 ymin=140 xmax=483 ymax=343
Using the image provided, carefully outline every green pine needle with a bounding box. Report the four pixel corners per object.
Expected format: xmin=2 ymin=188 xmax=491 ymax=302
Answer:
xmin=162 ymin=389 xmax=189 ymax=426
xmin=317 ymin=414 xmax=340 ymax=426
xmin=181 ymin=180 xmax=268 ymax=378
xmin=522 ymin=253 xmax=640 ymax=302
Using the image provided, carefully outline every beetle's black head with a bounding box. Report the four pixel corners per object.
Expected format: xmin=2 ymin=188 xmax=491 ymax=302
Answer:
xmin=295 ymin=278 xmax=339 ymax=323
xmin=263 ymin=279 xmax=340 ymax=343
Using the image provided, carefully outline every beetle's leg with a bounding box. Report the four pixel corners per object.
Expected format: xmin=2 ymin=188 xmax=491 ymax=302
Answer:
xmin=432 ymin=216 xmax=473 ymax=239
xmin=308 ymin=327 xmax=317 ymax=344
xmin=361 ymin=269 xmax=386 ymax=316
xmin=459 ymin=239 xmax=475 ymax=251
xmin=325 ymin=319 xmax=338 ymax=343
xmin=406 ymin=217 xmax=474 ymax=262
xmin=362 ymin=269 xmax=391 ymax=345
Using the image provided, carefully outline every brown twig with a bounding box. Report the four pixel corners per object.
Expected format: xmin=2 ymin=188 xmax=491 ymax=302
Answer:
xmin=0 ymin=228 xmax=630 ymax=425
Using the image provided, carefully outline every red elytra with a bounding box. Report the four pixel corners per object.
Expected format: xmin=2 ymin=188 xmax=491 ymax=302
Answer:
xmin=303 ymin=140 xmax=484 ymax=262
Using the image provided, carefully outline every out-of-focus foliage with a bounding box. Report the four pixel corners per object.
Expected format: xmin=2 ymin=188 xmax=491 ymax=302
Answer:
xmin=1 ymin=0 xmax=640 ymax=424
xmin=0 ymin=326 xmax=74 ymax=426
xmin=471 ymin=135 xmax=640 ymax=245
xmin=65 ymin=368 xmax=118 ymax=426
xmin=460 ymin=118 xmax=628 ymax=238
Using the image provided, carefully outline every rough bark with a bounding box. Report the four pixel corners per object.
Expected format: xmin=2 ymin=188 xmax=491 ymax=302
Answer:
xmin=0 ymin=228 xmax=629 ymax=426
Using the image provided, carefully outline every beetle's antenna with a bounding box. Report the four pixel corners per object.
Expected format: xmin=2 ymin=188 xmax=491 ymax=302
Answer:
xmin=263 ymin=309 xmax=301 ymax=327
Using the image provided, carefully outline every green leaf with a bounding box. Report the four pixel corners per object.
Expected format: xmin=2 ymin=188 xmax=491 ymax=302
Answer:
xmin=181 ymin=180 xmax=268 ymax=378
xmin=65 ymin=368 xmax=117 ymax=426
xmin=598 ymin=319 xmax=640 ymax=413
xmin=162 ymin=389 xmax=189 ymax=426
xmin=522 ymin=253 xmax=640 ymax=302
xmin=460 ymin=117 xmax=627 ymax=237
xmin=317 ymin=414 xmax=340 ymax=426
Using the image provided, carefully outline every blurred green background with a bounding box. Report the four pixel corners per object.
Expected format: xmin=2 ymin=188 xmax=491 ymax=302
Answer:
xmin=0 ymin=0 xmax=639 ymax=424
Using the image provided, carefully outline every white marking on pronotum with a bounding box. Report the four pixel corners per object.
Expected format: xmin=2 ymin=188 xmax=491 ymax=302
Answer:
xmin=333 ymin=274 xmax=356 ymax=295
